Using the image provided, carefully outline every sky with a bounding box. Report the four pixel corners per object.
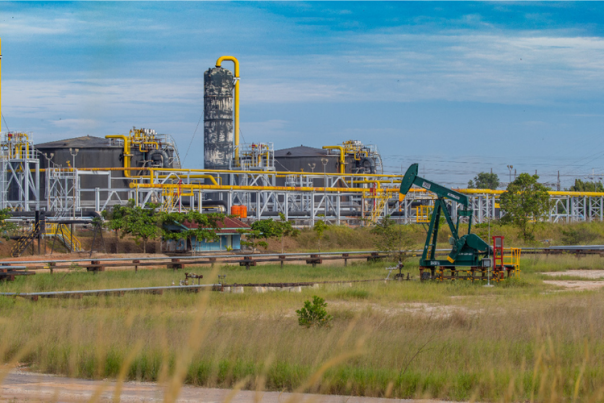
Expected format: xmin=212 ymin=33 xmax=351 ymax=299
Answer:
xmin=1 ymin=2 xmax=604 ymax=188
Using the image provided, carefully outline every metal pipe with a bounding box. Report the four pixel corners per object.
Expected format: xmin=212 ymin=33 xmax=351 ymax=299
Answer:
xmin=322 ymin=146 xmax=346 ymax=174
xmin=0 ymin=284 xmax=220 ymax=298
xmin=0 ymin=250 xmax=386 ymax=265
xmin=105 ymin=135 xmax=131 ymax=177
xmin=215 ymin=56 xmax=240 ymax=162
xmin=132 ymin=182 xmax=375 ymax=193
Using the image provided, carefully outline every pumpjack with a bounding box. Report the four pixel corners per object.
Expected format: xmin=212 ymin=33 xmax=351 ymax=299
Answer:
xmin=399 ymin=163 xmax=495 ymax=281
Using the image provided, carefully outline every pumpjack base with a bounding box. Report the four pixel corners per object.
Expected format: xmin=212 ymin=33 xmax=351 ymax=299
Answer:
xmin=419 ymin=266 xmax=517 ymax=282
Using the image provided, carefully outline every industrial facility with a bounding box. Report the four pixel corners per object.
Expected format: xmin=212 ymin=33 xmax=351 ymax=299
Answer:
xmin=1 ymin=49 xmax=604 ymax=251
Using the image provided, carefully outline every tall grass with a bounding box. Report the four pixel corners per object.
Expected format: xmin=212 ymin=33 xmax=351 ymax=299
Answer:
xmin=268 ymin=221 xmax=604 ymax=254
xmin=0 ymin=258 xmax=603 ymax=401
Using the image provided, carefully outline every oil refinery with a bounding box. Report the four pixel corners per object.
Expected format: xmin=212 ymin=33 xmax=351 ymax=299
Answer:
xmin=0 ymin=49 xmax=603 ymax=230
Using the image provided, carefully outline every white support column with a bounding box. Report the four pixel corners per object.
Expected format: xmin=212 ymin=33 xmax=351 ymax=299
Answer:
xmin=24 ymin=162 xmax=30 ymax=211
xmin=284 ymin=193 xmax=289 ymax=221
xmin=34 ymin=161 xmax=40 ymax=211
xmin=311 ymin=192 xmax=315 ymax=226
xmin=336 ymin=192 xmax=340 ymax=225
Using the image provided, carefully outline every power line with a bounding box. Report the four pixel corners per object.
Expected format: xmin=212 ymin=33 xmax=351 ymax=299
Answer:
xmin=182 ymin=113 xmax=203 ymax=166
xmin=1 ymin=113 xmax=9 ymax=132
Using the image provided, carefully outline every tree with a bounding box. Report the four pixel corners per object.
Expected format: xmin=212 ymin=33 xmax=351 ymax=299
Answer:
xmin=371 ymin=215 xmax=415 ymax=263
xmin=500 ymin=173 xmax=552 ymax=241
xmin=468 ymin=172 xmax=500 ymax=190
xmin=102 ymin=203 xmax=128 ymax=253
xmin=240 ymin=213 xmax=300 ymax=252
xmin=159 ymin=210 xmax=224 ymax=248
xmin=0 ymin=208 xmax=16 ymax=240
xmin=569 ymin=179 xmax=604 ymax=192
xmin=121 ymin=202 xmax=162 ymax=253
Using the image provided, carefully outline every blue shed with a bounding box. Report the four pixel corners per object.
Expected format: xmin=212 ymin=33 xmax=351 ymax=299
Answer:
xmin=162 ymin=217 xmax=250 ymax=253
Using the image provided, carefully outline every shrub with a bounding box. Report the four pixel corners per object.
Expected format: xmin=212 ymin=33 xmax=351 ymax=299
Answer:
xmin=561 ymin=226 xmax=598 ymax=245
xmin=295 ymin=296 xmax=333 ymax=328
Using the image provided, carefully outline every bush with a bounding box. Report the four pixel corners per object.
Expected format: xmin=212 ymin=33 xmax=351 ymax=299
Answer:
xmin=296 ymin=296 xmax=333 ymax=328
xmin=561 ymin=226 xmax=598 ymax=245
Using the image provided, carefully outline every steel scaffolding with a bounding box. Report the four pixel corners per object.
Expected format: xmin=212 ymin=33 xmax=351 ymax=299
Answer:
xmin=2 ymin=158 xmax=604 ymax=225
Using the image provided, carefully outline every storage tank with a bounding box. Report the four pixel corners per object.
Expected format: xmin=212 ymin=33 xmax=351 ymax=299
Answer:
xmin=273 ymin=145 xmax=342 ymax=187
xmin=36 ymin=134 xmax=180 ymax=210
xmin=36 ymin=136 xmax=128 ymax=208
xmin=204 ymin=67 xmax=234 ymax=169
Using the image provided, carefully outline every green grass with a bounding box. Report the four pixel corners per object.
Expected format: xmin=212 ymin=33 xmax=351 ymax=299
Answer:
xmin=1 ymin=256 xmax=604 ymax=401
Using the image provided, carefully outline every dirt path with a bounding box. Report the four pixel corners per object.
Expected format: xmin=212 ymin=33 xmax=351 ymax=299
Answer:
xmin=542 ymin=270 xmax=604 ymax=279
xmin=1 ymin=371 xmax=448 ymax=403
xmin=543 ymin=280 xmax=604 ymax=291
xmin=541 ymin=270 xmax=604 ymax=291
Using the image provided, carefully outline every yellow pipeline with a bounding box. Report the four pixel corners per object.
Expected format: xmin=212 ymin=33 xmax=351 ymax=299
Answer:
xmin=322 ymin=146 xmax=346 ymax=174
xmin=216 ymin=56 xmax=240 ymax=161
xmin=137 ymin=141 xmax=159 ymax=152
xmin=105 ymin=135 xmax=132 ymax=177
xmin=132 ymin=182 xmax=374 ymax=194
xmin=134 ymin=166 xmax=404 ymax=178
xmin=156 ymin=174 xmax=219 ymax=186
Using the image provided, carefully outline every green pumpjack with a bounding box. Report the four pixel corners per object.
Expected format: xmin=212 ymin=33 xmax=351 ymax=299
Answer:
xmin=399 ymin=163 xmax=492 ymax=280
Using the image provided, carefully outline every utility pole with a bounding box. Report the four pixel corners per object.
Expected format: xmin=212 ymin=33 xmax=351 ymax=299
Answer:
xmin=557 ymin=171 xmax=561 ymax=191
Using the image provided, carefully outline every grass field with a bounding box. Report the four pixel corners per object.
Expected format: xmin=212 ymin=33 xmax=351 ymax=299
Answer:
xmin=1 ymin=255 xmax=604 ymax=402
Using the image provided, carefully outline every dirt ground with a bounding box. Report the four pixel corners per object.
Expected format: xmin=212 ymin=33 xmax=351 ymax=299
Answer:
xmin=329 ymin=301 xmax=483 ymax=319
xmin=541 ymin=270 xmax=604 ymax=291
xmin=542 ymin=280 xmax=604 ymax=291
xmin=0 ymin=371 xmax=447 ymax=403
xmin=542 ymin=270 xmax=604 ymax=279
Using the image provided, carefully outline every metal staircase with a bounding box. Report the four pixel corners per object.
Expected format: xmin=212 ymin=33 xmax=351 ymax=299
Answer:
xmin=10 ymin=222 xmax=41 ymax=257
xmin=45 ymin=223 xmax=83 ymax=252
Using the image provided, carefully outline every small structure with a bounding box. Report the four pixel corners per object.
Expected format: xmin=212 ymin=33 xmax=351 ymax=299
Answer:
xmin=162 ymin=217 xmax=250 ymax=253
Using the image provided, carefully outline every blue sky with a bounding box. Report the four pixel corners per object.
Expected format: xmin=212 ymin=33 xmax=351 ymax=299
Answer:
xmin=1 ymin=2 xmax=604 ymax=188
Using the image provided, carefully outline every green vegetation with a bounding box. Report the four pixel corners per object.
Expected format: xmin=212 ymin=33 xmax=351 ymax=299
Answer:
xmin=0 ymin=208 xmax=17 ymax=240
xmin=242 ymin=213 xmax=300 ymax=252
xmin=312 ymin=218 xmax=329 ymax=251
xmin=0 ymin=256 xmax=603 ymax=401
xmin=569 ymin=178 xmax=604 ymax=192
xmin=296 ymin=296 xmax=333 ymax=328
xmin=370 ymin=215 xmax=415 ymax=262
xmin=467 ymin=172 xmax=500 ymax=190
xmin=500 ymin=173 xmax=552 ymax=241
xmin=101 ymin=200 xmax=225 ymax=253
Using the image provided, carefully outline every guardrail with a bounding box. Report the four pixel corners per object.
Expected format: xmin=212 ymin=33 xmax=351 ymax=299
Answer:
xmin=0 ymin=251 xmax=391 ymax=273
xmin=0 ymin=245 xmax=601 ymax=276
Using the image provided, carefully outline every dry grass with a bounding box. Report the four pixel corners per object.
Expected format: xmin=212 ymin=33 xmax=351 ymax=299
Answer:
xmin=0 ymin=256 xmax=604 ymax=401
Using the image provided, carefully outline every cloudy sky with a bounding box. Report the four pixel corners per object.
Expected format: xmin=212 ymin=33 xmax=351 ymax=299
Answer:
xmin=1 ymin=2 xmax=604 ymax=187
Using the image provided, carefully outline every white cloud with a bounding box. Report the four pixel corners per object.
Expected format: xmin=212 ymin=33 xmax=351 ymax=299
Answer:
xmin=235 ymin=32 xmax=604 ymax=105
